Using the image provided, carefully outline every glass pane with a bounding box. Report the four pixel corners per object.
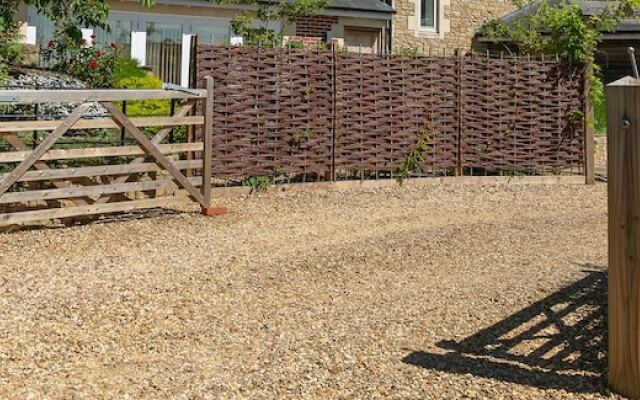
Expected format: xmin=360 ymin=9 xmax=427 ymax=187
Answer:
xmin=193 ymin=22 xmax=231 ymax=44
xmin=421 ymin=0 xmax=436 ymax=28
xmin=146 ymin=22 xmax=183 ymax=84
xmin=95 ymin=18 xmax=132 ymax=58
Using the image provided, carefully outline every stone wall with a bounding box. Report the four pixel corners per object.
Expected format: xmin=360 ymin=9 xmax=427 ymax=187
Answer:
xmin=392 ymin=0 xmax=515 ymax=52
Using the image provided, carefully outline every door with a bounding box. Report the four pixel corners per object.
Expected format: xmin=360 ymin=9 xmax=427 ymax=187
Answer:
xmin=344 ymin=27 xmax=381 ymax=54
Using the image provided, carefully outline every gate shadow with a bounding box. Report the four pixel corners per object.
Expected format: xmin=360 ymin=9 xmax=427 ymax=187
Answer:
xmin=403 ymin=269 xmax=608 ymax=394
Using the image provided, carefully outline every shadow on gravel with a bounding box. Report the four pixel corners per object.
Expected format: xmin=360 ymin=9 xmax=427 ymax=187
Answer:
xmin=403 ymin=269 xmax=607 ymax=394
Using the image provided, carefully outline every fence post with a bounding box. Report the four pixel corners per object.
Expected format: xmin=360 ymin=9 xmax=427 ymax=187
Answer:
xmin=201 ymin=76 xmax=226 ymax=216
xmin=584 ymin=63 xmax=595 ymax=184
xmin=455 ymin=48 xmax=464 ymax=177
xmin=607 ymin=76 xmax=640 ymax=399
xmin=331 ymin=42 xmax=337 ymax=182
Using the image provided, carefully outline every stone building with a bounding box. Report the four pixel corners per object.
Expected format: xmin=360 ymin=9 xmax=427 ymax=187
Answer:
xmin=392 ymin=0 xmax=516 ymax=52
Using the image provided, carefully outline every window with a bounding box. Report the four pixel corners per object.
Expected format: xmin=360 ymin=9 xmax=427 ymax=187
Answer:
xmin=95 ymin=14 xmax=134 ymax=57
xmin=145 ymin=21 xmax=183 ymax=84
xmin=192 ymin=22 xmax=231 ymax=45
xmin=420 ymin=0 xmax=437 ymax=31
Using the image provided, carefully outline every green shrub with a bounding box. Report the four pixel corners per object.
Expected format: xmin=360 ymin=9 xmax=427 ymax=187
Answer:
xmin=113 ymin=61 xmax=170 ymax=117
xmin=595 ymin=98 xmax=607 ymax=135
xmin=0 ymin=24 xmax=23 ymax=82
xmin=44 ymin=40 xmax=118 ymax=87
xmin=113 ymin=56 xmax=146 ymax=83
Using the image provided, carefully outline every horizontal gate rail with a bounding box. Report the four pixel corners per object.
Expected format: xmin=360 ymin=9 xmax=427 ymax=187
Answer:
xmin=0 ymin=116 xmax=205 ymax=134
xmin=0 ymin=89 xmax=207 ymax=104
xmin=0 ymin=143 xmax=204 ymax=163
xmin=0 ymin=81 xmax=217 ymax=228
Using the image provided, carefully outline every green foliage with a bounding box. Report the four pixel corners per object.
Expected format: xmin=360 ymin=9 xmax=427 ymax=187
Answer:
xmin=288 ymin=40 xmax=304 ymax=49
xmin=290 ymin=127 xmax=314 ymax=143
xmin=242 ymin=176 xmax=273 ymax=193
xmin=29 ymin=0 xmax=110 ymax=64
xmin=113 ymin=62 xmax=169 ymax=117
xmin=43 ymin=41 xmax=120 ymax=87
xmin=113 ymin=57 xmax=147 ymax=82
xmin=396 ymin=134 xmax=429 ymax=185
xmin=595 ymin=98 xmax=607 ymax=135
xmin=400 ymin=48 xmax=418 ymax=57
xmin=214 ymin=0 xmax=329 ymax=46
xmin=0 ymin=1 xmax=24 ymax=81
xmin=4 ymin=0 xmax=152 ymax=71
xmin=481 ymin=0 xmax=640 ymax=108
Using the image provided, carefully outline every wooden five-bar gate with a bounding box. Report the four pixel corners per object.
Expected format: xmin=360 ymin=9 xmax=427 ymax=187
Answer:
xmin=0 ymin=77 xmax=221 ymax=228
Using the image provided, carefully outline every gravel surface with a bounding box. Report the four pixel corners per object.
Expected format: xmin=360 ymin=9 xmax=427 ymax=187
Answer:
xmin=0 ymin=183 xmax=615 ymax=399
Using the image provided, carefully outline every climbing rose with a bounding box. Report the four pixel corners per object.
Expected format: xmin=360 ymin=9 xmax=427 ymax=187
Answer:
xmin=95 ymin=51 xmax=102 ymax=58
xmin=88 ymin=60 xmax=98 ymax=69
xmin=47 ymin=40 xmax=54 ymax=48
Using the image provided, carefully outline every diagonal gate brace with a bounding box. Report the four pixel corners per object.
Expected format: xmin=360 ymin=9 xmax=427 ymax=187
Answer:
xmin=0 ymin=103 xmax=91 ymax=199
xmin=101 ymin=101 xmax=206 ymax=207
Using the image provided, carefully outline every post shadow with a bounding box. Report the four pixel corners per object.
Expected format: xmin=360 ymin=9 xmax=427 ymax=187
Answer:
xmin=403 ymin=269 xmax=608 ymax=394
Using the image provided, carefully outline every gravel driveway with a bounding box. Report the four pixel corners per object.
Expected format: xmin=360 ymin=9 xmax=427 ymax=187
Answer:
xmin=0 ymin=182 xmax=615 ymax=399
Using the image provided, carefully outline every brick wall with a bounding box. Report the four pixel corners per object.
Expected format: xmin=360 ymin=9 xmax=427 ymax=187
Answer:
xmin=393 ymin=0 xmax=515 ymax=51
xmin=295 ymin=15 xmax=339 ymax=38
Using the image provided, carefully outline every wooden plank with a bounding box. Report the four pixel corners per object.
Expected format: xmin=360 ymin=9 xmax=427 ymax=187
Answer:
xmin=584 ymin=63 xmax=596 ymax=185
xmin=101 ymin=102 xmax=205 ymax=206
xmin=0 ymin=159 xmax=202 ymax=183
xmin=0 ymin=89 xmax=207 ymax=104
xmin=0 ymin=176 xmax=203 ymax=204
xmin=92 ymin=102 xmax=197 ymax=205
xmin=0 ymin=197 xmax=189 ymax=226
xmin=0 ymin=103 xmax=91 ymax=198
xmin=607 ymin=76 xmax=640 ymax=399
xmin=202 ymin=76 xmax=213 ymax=207
xmin=0 ymin=116 xmax=204 ymax=134
xmin=0 ymin=142 xmax=203 ymax=163
xmin=2 ymin=133 xmax=89 ymax=206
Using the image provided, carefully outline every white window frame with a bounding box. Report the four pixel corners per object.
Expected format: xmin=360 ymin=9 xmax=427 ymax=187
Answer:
xmin=418 ymin=0 xmax=438 ymax=32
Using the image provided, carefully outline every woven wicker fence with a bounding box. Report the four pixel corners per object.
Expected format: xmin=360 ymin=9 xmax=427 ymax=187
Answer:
xmin=196 ymin=45 xmax=586 ymax=180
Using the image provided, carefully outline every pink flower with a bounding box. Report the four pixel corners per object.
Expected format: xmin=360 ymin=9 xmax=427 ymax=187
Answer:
xmin=88 ymin=60 xmax=98 ymax=69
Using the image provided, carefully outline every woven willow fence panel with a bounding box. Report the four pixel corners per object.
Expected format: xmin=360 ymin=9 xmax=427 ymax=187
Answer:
xmin=196 ymin=46 xmax=334 ymax=178
xmin=335 ymin=53 xmax=459 ymax=172
xmin=461 ymin=56 xmax=585 ymax=172
xmin=197 ymin=45 xmax=586 ymax=179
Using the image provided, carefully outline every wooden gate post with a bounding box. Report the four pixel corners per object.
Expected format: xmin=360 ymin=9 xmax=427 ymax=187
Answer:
xmin=584 ymin=63 xmax=596 ymax=185
xmin=201 ymin=75 xmax=227 ymax=216
xmin=607 ymin=76 xmax=640 ymax=399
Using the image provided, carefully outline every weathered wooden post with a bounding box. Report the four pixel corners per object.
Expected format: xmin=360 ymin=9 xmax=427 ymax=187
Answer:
xmin=201 ymin=75 xmax=227 ymax=216
xmin=607 ymin=76 xmax=640 ymax=399
xmin=584 ymin=63 xmax=595 ymax=185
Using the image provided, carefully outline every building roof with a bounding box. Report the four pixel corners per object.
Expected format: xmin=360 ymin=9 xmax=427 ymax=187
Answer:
xmin=327 ymin=0 xmax=394 ymax=13
xmin=149 ymin=0 xmax=393 ymax=14
xmin=496 ymin=0 xmax=640 ymax=33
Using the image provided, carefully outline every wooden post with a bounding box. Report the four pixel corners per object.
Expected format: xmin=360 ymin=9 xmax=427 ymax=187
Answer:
xmin=455 ymin=48 xmax=464 ymax=177
xmin=584 ymin=63 xmax=596 ymax=184
xmin=607 ymin=76 xmax=640 ymax=399
xmin=201 ymin=76 xmax=226 ymax=216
